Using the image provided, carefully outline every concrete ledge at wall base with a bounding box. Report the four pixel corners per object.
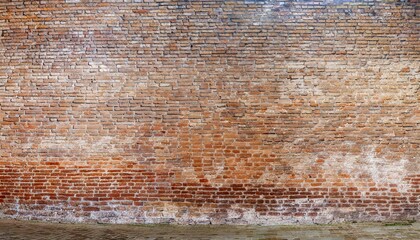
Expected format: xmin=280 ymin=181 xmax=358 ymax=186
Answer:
xmin=1 ymin=206 xmax=418 ymax=225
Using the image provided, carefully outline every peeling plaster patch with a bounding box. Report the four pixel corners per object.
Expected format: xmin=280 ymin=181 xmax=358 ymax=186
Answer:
xmin=39 ymin=136 xmax=135 ymax=155
xmin=39 ymin=137 xmax=86 ymax=151
xmin=91 ymin=136 xmax=117 ymax=153
xmin=91 ymin=209 xmax=144 ymax=224
xmin=362 ymin=151 xmax=409 ymax=185
xmin=322 ymin=148 xmax=413 ymax=191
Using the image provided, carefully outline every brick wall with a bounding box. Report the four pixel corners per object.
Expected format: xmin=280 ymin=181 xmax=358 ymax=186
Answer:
xmin=0 ymin=0 xmax=418 ymax=224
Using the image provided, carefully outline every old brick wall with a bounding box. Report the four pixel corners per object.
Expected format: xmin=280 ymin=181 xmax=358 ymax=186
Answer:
xmin=0 ymin=0 xmax=418 ymax=224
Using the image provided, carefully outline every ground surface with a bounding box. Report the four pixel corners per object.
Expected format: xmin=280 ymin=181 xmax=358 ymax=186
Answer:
xmin=0 ymin=219 xmax=418 ymax=240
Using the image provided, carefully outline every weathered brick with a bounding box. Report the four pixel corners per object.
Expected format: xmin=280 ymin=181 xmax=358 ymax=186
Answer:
xmin=0 ymin=0 xmax=418 ymax=225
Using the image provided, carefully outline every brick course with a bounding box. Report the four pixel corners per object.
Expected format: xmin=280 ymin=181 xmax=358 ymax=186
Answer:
xmin=0 ymin=0 xmax=418 ymax=224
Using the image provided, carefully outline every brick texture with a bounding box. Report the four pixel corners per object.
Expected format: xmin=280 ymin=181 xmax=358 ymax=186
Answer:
xmin=0 ymin=0 xmax=418 ymax=224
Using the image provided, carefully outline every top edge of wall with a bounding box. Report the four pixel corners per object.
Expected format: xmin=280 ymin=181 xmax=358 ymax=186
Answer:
xmin=243 ymin=0 xmax=417 ymax=5
xmin=59 ymin=0 xmax=418 ymax=4
xmin=0 ymin=0 xmax=414 ymax=5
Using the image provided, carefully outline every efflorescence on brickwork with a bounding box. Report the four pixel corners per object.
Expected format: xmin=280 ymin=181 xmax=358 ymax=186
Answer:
xmin=0 ymin=0 xmax=418 ymax=224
